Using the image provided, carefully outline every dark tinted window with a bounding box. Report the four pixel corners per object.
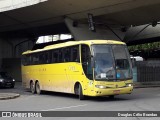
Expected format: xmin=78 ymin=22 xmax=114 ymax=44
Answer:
xmin=71 ymin=46 xmax=80 ymax=62
xmin=46 ymin=51 xmax=52 ymax=64
xmin=59 ymin=49 xmax=63 ymax=62
xmin=22 ymin=45 xmax=80 ymax=66
xmin=32 ymin=54 xmax=39 ymax=65
xmin=22 ymin=55 xmax=26 ymax=66
xmin=52 ymin=50 xmax=59 ymax=63
xmin=81 ymin=44 xmax=93 ymax=80
xmin=39 ymin=53 xmax=46 ymax=64
xmin=0 ymin=72 xmax=10 ymax=78
xmin=63 ymin=48 xmax=71 ymax=62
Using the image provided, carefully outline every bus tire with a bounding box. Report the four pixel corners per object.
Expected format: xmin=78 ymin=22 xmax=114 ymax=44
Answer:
xmin=79 ymin=84 xmax=85 ymax=100
xmin=36 ymin=81 xmax=41 ymax=95
xmin=30 ymin=81 xmax=35 ymax=94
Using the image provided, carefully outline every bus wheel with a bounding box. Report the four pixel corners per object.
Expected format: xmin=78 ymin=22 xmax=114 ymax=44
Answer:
xmin=36 ymin=81 xmax=41 ymax=95
xmin=30 ymin=82 xmax=35 ymax=94
xmin=109 ymin=95 xmax=114 ymax=99
xmin=78 ymin=84 xmax=85 ymax=100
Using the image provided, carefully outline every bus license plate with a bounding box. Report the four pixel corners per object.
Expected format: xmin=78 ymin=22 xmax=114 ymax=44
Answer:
xmin=113 ymin=90 xmax=120 ymax=94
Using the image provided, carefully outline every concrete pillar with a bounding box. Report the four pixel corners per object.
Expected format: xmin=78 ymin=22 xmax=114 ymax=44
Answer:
xmin=0 ymin=38 xmax=13 ymax=70
xmin=65 ymin=17 xmax=125 ymax=41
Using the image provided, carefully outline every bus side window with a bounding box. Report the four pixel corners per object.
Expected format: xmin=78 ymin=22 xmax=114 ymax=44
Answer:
xmin=22 ymin=55 xmax=28 ymax=66
xmin=53 ymin=50 xmax=59 ymax=63
xmin=39 ymin=53 xmax=46 ymax=64
xmin=45 ymin=51 xmax=52 ymax=64
xmin=26 ymin=55 xmax=31 ymax=65
xmin=71 ymin=45 xmax=80 ymax=62
xmin=48 ymin=51 xmax=52 ymax=63
xmin=28 ymin=55 xmax=32 ymax=65
xmin=63 ymin=48 xmax=71 ymax=62
xmin=32 ymin=54 xmax=39 ymax=65
xmin=59 ymin=49 xmax=63 ymax=63
xmin=44 ymin=53 xmax=47 ymax=64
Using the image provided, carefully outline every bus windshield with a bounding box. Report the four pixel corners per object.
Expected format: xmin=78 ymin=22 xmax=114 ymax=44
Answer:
xmin=92 ymin=44 xmax=132 ymax=81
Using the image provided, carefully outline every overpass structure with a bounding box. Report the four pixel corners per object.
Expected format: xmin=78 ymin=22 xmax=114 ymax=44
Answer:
xmin=1 ymin=0 xmax=160 ymax=80
xmin=1 ymin=0 xmax=160 ymax=38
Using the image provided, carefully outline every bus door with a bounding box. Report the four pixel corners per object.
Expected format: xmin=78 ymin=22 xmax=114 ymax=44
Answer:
xmin=64 ymin=46 xmax=81 ymax=93
xmin=81 ymin=45 xmax=94 ymax=95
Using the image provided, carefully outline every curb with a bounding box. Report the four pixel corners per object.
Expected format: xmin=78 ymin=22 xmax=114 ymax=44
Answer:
xmin=133 ymin=82 xmax=160 ymax=88
xmin=134 ymin=86 xmax=160 ymax=88
xmin=0 ymin=93 xmax=20 ymax=100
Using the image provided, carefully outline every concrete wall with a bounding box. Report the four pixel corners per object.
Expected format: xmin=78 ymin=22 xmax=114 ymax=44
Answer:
xmin=13 ymin=39 xmax=34 ymax=58
xmin=0 ymin=39 xmax=13 ymax=67
xmin=0 ymin=38 xmax=34 ymax=81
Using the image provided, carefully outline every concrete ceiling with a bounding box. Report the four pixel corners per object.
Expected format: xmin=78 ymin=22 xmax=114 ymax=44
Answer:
xmin=1 ymin=0 xmax=160 ymax=38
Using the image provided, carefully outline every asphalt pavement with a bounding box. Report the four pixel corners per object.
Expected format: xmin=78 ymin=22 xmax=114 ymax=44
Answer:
xmin=0 ymin=82 xmax=160 ymax=120
xmin=0 ymin=82 xmax=160 ymax=100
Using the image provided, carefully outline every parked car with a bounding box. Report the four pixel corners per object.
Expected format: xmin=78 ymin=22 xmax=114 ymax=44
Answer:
xmin=0 ymin=72 xmax=15 ymax=88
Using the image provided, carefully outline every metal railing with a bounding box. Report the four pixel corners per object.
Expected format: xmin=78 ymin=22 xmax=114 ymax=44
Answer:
xmin=136 ymin=61 xmax=160 ymax=82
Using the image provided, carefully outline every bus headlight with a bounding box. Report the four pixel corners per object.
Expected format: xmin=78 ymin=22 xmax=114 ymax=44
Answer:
xmin=95 ymin=85 xmax=106 ymax=89
xmin=126 ymin=83 xmax=133 ymax=87
xmin=13 ymin=79 xmax=15 ymax=82
xmin=0 ymin=79 xmax=4 ymax=82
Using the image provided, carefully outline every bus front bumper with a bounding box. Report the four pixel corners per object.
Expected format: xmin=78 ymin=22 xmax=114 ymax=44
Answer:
xmin=90 ymin=86 xmax=133 ymax=97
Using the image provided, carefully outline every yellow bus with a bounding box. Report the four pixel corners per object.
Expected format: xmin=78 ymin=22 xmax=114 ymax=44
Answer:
xmin=22 ymin=40 xmax=133 ymax=100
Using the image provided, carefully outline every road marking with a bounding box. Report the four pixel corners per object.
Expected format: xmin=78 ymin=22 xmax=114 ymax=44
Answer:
xmin=41 ymin=104 xmax=87 ymax=111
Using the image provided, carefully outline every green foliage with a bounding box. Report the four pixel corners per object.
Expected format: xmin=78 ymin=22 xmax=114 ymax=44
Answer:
xmin=128 ymin=42 xmax=160 ymax=51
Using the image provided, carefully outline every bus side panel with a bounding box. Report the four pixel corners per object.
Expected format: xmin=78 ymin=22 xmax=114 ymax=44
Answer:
xmin=22 ymin=63 xmax=93 ymax=95
xmin=22 ymin=65 xmax=42 ymax=89
xmin=47 ymin=62 xmax=86 ymax=94
xmin=47 ymin=63 xmax=70 ymax=93
xmin=64 ymin=62 xmax=85 ymax=94
xmin=22 ymin=65 xmax=29 ymax=89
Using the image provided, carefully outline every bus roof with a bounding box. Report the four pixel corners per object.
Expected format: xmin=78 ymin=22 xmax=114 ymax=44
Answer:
xmin=22 ymin=40 xmax=125 ymax=55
